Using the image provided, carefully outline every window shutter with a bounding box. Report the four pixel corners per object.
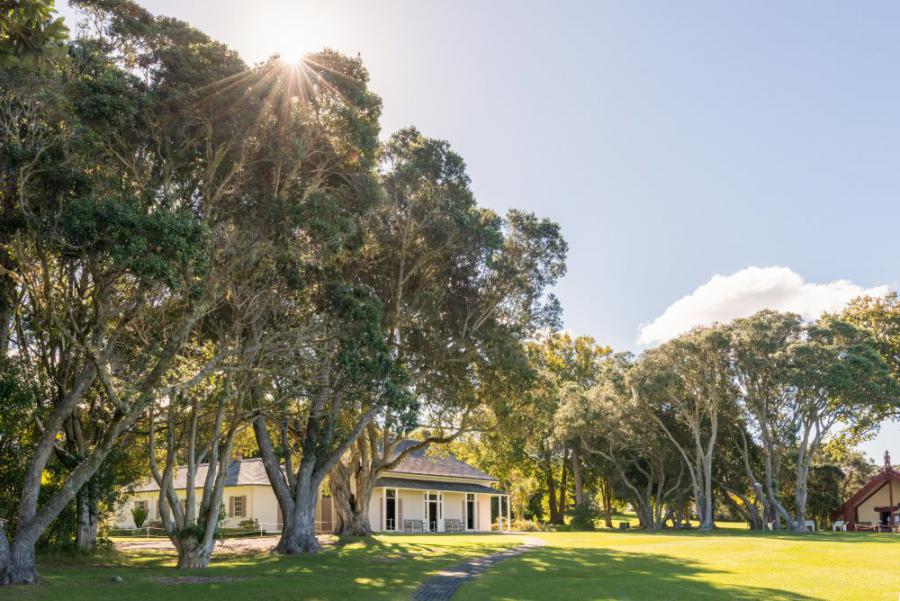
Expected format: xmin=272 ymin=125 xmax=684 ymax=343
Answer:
xmin=398 ymin=498 xmax=403 ymax=525
xmin=228 ymin=496 xmax=235 ymax=517
xmin=240 ymin=496 xmax=247 ymax=517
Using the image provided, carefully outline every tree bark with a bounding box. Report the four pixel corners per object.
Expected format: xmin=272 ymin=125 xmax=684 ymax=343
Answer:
xmin=572 ymin=446 xmax=585 ymax=507
xmin=599 ymin=476 xmax=613 ymax=528
xmin=75 ymin=487 xmax=99 ymax=552
xmin=546 ymin=463 xmax=561 ymax=524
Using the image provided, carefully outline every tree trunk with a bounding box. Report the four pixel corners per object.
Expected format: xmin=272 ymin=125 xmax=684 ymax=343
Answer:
xmin=558 ymin=452 xmax=569 ymax=520
xmin=175 ymin=536 xmax=212 ymax=569
xmin=546 ymin=464 xmax=561 ymax=525
xmin=75 ymin=487 xmax=99 ymax=552
xmin=277 ymin=458 xmax=322 ymax=555
xmin=794 ymin=460 xmax=809 ymax=530
xmin=600 ymin=477 xmax=613 ymax=528
xmin=281 ymin=492 xmax=319 ymax=554
xmin=572 ymin=447 xmax=585 ymax=507
xmin=2 ymin=537 xmax=39 ymax=585
xmin=330 ymin=459 xmax=373 ymax=536
xmin=330 ymin=465 xmax=354 ymax=535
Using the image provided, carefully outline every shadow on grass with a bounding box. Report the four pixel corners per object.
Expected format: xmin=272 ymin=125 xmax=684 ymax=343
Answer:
xmin=27 ymin=534 xmax=520 ymax=601
xmin=457 ymin=546 xmax=820 ymax=601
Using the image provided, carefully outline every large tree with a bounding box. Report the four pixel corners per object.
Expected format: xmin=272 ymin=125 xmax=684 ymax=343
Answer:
xmin=629 ymin=325 xmax=736 ymax=531
xmin=786 ymin=315 xmax=898 ymax=528
xmin=329 ymin=129 xmax=567 ymax=535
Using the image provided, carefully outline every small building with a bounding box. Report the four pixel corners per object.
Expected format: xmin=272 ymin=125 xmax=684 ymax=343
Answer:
xmin=115 ymin=444 xmax=510 ymax=534
xmin=839 ymin=451 xmax=899 ymax=532
xmin=367 ymin=440 xmax=510 ymax=533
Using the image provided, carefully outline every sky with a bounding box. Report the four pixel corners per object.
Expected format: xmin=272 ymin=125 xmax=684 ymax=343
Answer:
xmin=57 ymin=0 xmax=899 ymax=459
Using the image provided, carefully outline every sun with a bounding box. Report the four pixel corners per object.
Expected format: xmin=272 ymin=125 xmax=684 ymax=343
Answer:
xmin=246 ymin=3 xmax=339 ymax=65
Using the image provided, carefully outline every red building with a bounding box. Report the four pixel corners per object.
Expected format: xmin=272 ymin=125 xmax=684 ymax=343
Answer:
xmin=839 ymin=451 xmax=899 ymax=532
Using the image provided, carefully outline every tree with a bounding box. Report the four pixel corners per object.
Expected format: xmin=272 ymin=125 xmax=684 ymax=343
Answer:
xmin=329 ymin=129 xmax=566 ymax=535
xmin=843 ymin=292 xmax=900 ymax=411
xmin=629 ymin=326 xmax=736 ymax=531
xmin=728 ymin=311 xmax=803 ymax=530
xmin=786 ymin=315 xmax=898 ymax=528
xmin=562 ymin=354 xmax=689 ymax=530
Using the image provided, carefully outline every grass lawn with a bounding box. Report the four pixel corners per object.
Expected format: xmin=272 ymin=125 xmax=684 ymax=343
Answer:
xmin=5 ymin=530 xmax=899 ymax=600
xmin=457 ymin=530 xmax=900 ymax=601
xmin=5 ymin=534 xmax=524 ymax=601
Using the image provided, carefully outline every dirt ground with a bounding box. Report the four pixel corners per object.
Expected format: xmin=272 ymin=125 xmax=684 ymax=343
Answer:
xmin=114 ymin=534 xmax=336 ymax=554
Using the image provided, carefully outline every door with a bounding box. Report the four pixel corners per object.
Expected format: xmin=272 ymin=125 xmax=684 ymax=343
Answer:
xmin=466 ymin=494 xmax=476 ymax=530
xmin=425 ymin=492 xmax=442 ymax=532
xmin=385 ymin=489 xmax=397 ymax=531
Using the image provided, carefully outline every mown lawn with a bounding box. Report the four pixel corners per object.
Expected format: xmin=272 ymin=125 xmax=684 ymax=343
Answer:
xmin=4 ymin=534 xmax=523 ymax=601
xmin=457 ymin=530 xmax=900 ymax=601
xmin=5 ymin=530 xmax=899 ymax=600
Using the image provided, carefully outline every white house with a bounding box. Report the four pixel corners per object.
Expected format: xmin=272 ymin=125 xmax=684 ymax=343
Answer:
xmin=115 ymin=443 xmax=511 ymax=534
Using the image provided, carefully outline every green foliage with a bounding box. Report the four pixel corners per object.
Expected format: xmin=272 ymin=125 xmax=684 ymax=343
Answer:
xmin=0 ymin=356 xmax=37 ymax=521
xmin=130 ymin=507 xmax=148 ymax=529
xmin=0 ymin=0 xmax=68 ymax=66
xmin=567 ymin=502 xmax=599 ymax=531
xmin=56 ymin=196 xmax=208 ymax=286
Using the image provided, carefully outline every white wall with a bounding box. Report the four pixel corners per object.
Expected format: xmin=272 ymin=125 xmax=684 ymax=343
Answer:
xmin=370 ymin=488 xmax=383 ymax=531
xmin=115 ymin=486 xmax=277 ymax=530
xmin=857 ymin=482 xmax=896 ymax=523
xmin=398 ymin=489 xmax=424 ymax=523
xmin=476 ymin=493 xmax=492 ymax=531
xmin=443 ymin=492 xmax=465 ymax=523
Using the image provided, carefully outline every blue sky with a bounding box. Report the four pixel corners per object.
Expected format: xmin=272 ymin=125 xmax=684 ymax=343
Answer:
xmin=57 ymin=1 xmax=899 ymax=458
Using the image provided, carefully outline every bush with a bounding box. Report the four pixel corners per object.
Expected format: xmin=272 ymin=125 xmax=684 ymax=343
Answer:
xmin=238 ymin=518 xmax=259 ymax=530
xmin=131 ymin=507 xmax=148 ymax=528
xmin=95 ymin=536 xmax=115 ymax=551
xmin=514 ymin=519 xmax=544 ymax=532
xmin=568 ymin=502 xmax=599 ymax=531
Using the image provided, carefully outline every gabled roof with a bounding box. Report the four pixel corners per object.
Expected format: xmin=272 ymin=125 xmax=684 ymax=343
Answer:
xmin=132 ymin=458 xmax=272 ymax=493
xmin=130 ymin=442 xmax=498 ymax=493
xmin=384 ymin=440 xmax=497 ymax=482
xmin=841 ymin=467 xmax=900 ymax=511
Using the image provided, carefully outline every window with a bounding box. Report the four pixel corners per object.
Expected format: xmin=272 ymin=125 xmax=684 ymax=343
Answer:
xmin=230 ymin=495 xmax=246 ymax=518
xmin=134 ymin=500 xmax=148 ymax=512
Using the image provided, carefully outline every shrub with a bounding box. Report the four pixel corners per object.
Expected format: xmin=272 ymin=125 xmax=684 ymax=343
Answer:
xmin=131 ymin=507 xmax=148 ymax=529
xmin=568 ymin=502 xmax=599 ymax=531
xmin=514 ymin=519 xmax=544 ymax=532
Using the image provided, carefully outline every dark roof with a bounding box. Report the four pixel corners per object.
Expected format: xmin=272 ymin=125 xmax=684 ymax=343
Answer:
xmin=132 ymin=458 xmax=272 ymax=493
xmin=384 ymin=440 xmax=497 ymax=482
xmin=375 ymin=476 xmax=507 ymax=495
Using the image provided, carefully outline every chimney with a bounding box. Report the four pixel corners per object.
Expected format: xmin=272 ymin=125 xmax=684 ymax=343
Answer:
xmin=886 ymin=450 xmax=892 ymax=472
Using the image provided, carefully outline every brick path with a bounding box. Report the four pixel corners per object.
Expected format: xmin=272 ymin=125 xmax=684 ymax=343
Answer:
xmin=412 ymin=536 xmax=546 ymax=601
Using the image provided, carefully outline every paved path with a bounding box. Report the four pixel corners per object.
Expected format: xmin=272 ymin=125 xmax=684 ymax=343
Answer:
xmin=413 ymin=536 xmax=546 ymax=601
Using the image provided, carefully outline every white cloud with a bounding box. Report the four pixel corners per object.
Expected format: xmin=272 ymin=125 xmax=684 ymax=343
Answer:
xmin=637 ymin=266 xmax=891 ymax=346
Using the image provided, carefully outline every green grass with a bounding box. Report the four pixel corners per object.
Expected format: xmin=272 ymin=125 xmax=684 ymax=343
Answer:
xmin=7 ymin=530 xmax=899 ymax=600
xmin=7 ymin=534 xmax=523 ymax=601
xmin=457 ymin=530 xmax=900 ymax=601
